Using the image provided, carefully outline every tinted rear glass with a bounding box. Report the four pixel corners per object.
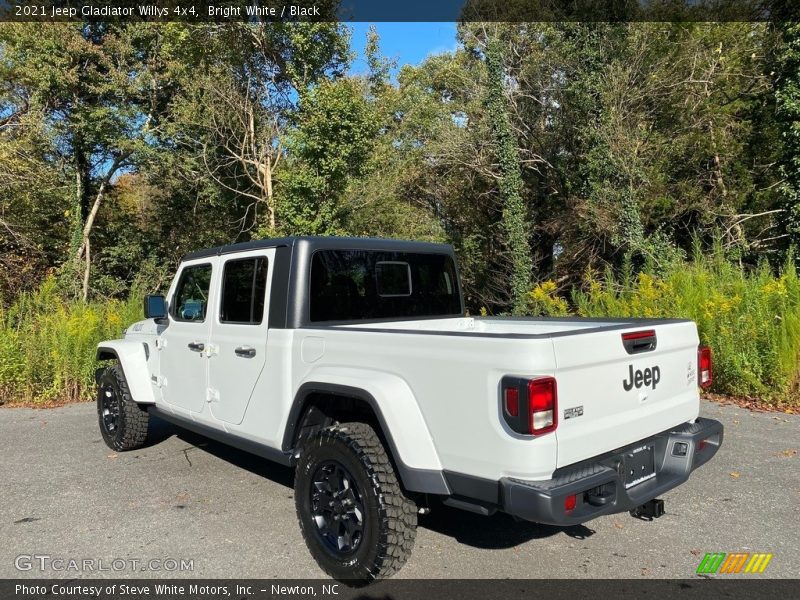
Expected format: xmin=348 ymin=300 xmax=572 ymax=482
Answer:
xmin=309 ymin=250 xmax=461 ymax=322
xmin=220 ymin=257 xmax=269 ymax=324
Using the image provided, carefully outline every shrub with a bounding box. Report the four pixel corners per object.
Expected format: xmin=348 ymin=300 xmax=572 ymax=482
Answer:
xmin=527 ymin=280 xmax=570 ymax=317
xmin=0 ymin=276 xmax=141 ymax=405
xmin=4 ymin=249 xmax=799 ymax=405
xmin=528 ymin=248 xmax=800 ymax=402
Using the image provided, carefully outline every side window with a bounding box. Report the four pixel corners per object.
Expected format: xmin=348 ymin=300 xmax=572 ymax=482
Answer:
xmin=220 ymin=257 xmax=269 ymax=324
xmin=171 ymin=264 xmax=212 ymax=322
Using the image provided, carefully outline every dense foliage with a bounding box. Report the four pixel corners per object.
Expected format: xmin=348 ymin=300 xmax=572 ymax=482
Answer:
xmin=530 ymin=243 xmax=800 ymax=400
xmin=0 ymin=277 xmax=141 ymax=404
xmin=1 ymin=22 xmax=799 ymax=404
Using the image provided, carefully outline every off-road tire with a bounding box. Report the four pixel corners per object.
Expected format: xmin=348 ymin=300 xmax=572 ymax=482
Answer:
xmin=97 ymin=365 xmax=149 ymax=451
xmin=294 ymin=422 xmax=417 ymax=583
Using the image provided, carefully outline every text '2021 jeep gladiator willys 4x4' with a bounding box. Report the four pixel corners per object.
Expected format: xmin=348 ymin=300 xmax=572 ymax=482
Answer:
xmin=96 ymin=236 xmax=722 ymax=582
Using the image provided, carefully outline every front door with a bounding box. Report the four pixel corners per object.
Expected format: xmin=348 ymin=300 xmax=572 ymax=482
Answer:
xmin=160 ymin=259 xmax=216 ymax=413
xmin=207 ymin=250 xmax=273 ymax=425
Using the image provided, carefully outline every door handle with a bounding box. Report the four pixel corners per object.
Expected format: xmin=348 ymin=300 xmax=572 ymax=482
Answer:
xmin=187 ymin=342 xmax=205 ymax=352
xmin=235 ymin=346 xmax=256 ymax=358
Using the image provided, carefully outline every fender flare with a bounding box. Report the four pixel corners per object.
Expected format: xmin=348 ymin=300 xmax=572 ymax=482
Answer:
xmin=284 ymin=372 xmax=450 ymax=495
xmin=96 ymin=340 xmax=156 ymax=405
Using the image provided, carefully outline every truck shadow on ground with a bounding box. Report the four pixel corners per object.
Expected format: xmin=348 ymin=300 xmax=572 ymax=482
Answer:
xmin=146 ymin=416 xmax=296 ymax=488
xmin=418 ymin=503 xmax=595 ymax=548
xmin=149 ymin=416 xmax=595 ymax=549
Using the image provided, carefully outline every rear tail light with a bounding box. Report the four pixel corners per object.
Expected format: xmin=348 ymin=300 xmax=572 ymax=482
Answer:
xmin=501 ymin=376 xmax=558 ymax=435
xmin=698 ymin=346 xmax=713 ymax=389
xmin=528 ymin=377 xmax=557 ymax=434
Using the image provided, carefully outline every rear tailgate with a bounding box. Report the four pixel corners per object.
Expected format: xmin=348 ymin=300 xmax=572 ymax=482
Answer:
xmin=553 ymin=320 xmax=701 ymax=468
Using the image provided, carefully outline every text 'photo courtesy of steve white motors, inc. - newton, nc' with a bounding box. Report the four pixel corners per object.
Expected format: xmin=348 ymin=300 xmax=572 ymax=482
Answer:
xmin=14 ymin=3 xmax=322 ymax=18
xmin=14 ymin=583 xmax=342 ymax=598
xmin=14 ymin=580 xmax=349 ymax=600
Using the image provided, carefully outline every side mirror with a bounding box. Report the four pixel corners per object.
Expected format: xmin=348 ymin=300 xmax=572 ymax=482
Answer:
xmin=143 ymin=294 xmax=167 ymax=320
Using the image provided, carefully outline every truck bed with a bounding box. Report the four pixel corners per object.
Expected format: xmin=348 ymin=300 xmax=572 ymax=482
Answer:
xmin=298 ymin=314 xmax=700 ymax=478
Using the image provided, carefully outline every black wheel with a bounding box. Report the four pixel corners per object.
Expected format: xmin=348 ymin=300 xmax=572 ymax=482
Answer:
xmin=96 ymin=365 xmax=149 ymax=451
xmin=295 ymin=422 xmax=417 ymax=583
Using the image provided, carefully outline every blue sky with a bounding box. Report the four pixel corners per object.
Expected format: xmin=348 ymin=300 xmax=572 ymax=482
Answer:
xmin=348 ymin=23 xmax=459 ymax=79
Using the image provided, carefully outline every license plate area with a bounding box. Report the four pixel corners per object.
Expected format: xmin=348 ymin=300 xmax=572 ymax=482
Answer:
xmin=624 ymin=444 xmax=656 ymax=489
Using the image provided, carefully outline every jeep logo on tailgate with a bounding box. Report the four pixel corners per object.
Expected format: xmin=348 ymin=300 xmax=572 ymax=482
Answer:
xmin=623 ymin=364 xmax=661 ymax=391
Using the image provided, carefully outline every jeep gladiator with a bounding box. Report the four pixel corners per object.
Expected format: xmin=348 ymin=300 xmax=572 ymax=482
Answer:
xmin=95 ymin=236 xmax=723 ymax=582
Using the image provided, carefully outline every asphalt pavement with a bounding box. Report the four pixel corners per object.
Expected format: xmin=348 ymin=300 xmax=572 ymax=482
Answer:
xmin=1 ymin=400 xmax=797 ymax=579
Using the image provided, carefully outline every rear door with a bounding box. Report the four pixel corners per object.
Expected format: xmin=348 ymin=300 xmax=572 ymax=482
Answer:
xmin=552 ymin=321 xmax=701 ymax=468
xmin=160 ymin=259 xmax=216 ymax=413
xmin=207 ymin=249 xmax=274 ymax=425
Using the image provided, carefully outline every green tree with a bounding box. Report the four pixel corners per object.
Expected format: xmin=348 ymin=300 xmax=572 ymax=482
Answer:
xmin=0 ymin=23 xmax=175 ymax=299
xmin=0 ymin=106 xmax=68 ymax=299
xmin=331 ymin=29 xmax=446 ymax=244
xmin=482 ymin=32 xmax=533 ymax=314
xmin=166 ymin=23 xmax=350 ymax=237
xmin=776 ymin=22 xmax=800 ymax=254
xmin=277 ymin=78 xmax=378 ymax=235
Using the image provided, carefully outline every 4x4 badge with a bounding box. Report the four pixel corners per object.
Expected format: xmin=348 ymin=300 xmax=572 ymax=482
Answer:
xmin=564 ymin=406 xmax=584 ymax=420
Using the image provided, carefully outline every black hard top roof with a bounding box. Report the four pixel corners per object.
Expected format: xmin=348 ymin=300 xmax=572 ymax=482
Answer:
xmin=181 ymin=236 xmax=454 ymax=262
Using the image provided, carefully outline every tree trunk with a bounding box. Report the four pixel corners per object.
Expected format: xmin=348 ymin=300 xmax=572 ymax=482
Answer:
xmin=82 ymin=236 xmax=91 ymax=301
xmin=264 ymin=157 xmax=275 ymax=231
xmin=709 ymin=121 xmax=728 ymax=199
xmin=485 ymin=34 xmax=532 ymax=315
xmin=72 ymin=168 xmax=83 ymax=253
xmin=69 ymin=149 xmax=90 ymax=264
xmin=73 ymin=155 xmax=126 ymax=301
xmin=75 ymin=177 xmax=110 ymax=301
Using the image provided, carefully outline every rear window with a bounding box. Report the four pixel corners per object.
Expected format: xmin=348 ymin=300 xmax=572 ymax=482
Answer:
xmin=309 ymin=250 xmax=462 ymax=322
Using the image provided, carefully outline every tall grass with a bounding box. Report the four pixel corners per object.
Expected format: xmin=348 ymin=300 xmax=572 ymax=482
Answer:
xmin=528 ymin=249 xmax=800 ymax=402
xmin=0 ymin=276 xmax=141 ymax=405
xmin=3 ymin=249 xmax=799 ymax=405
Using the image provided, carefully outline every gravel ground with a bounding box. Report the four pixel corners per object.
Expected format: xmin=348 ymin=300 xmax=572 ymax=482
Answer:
xmin=0 ymin=400 xmax=797 ymax=579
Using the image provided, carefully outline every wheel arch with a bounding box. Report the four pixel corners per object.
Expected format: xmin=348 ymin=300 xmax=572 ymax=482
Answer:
xmin=95 ymin=340 xmax=156 ymax=405
xmin=284 ymin=381 xmax=449 ymax=495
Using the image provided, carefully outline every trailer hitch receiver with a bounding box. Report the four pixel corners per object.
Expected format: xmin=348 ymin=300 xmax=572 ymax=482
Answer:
xmin=630 ymin=498 xmax=665 ymax=520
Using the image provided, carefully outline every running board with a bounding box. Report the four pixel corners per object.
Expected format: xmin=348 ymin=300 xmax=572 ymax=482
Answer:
xmin=148 ymin=406 xmax=294 ymax=467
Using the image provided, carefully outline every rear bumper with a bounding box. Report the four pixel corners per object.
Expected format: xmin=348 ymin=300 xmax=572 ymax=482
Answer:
xmin=500 ymin=417 xmax=723 ymax=526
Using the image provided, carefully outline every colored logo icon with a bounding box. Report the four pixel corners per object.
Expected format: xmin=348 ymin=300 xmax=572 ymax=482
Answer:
xmin=696 ymin=552 xmax=773 ymax=574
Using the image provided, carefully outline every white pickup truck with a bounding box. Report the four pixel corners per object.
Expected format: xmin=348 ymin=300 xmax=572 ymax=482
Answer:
xmin=96 ymin=236 xmax=722 ymax=582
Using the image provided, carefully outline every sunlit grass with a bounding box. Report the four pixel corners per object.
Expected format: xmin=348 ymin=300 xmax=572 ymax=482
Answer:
xmin=528 ymin=247 xmax=800 ymax=402
xmin=0 ymin=276 xmax=140 ymax=405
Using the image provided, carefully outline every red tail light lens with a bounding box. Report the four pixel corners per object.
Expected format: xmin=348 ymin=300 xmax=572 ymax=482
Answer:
xmin=501 ymin=376 xmax=558 ymax=436
xmin=698 ymin=346 xmax=713 ymax=389
xmin=504 ymin=387 xmax=519 ymax=417
xmin=528 ymin=377 xmax=557 ymax=434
